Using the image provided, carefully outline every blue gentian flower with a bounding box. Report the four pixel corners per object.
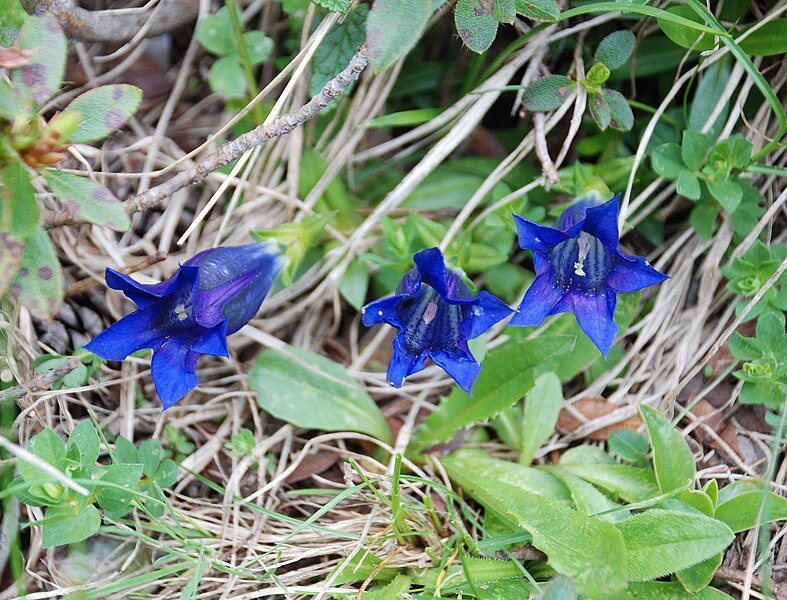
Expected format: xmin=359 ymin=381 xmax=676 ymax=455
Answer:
xmin=509 ymin=194 xmax=668 ymax=357
xmin=85 ymin=242 xmax=284 ymax=409
xmin=362 ymin=247 xmax=512 ymax=393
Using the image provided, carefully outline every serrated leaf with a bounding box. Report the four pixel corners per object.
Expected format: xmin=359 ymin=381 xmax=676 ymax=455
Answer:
xmin=62 ymin=85 xmax=142 ymax=143
xmin=455 ymin=0 xmax=499 ymax=53
xmin=519 ymin=372 xmax=562 ymax=466
xmin=366 ymin=0 xmax=432 ymax=71
xmin=588 ymin=91 xmax=611 ymax=130
xmin=312 ymin=0 xmax=351 ymax=11
xmin=624 ymin=581 xmax=734 ymax=599
xmin=640 ymin=405 xmax=695 ymax=494
xmin=523 ymin=75 xmax=575 ymax=112
xmin=652 ymin=143 xmax=684 ymax=179
xmin=44 ymin=171 xmax=130 ymax=231
xmin=515 ymin=0 xmax=559 ymax=21
xmin=9 ymin=226 xmax=63 ymax=317
xmin=410 ymin=336 xmax=574 ymax=452
xmin=249 ymin=345 xmax=392 ymax=443
xmin=617 ymin=509 xmax=733 ymax=581
xmin=445 ymin=456 xmax=627 ymax=599
xmin=594 ymin=30 xmax=635 ymax=70
xmin=42 ymin=505 xmax=101 ymax=547
xmin=309 ymin=5 xmax=367 ymax=97
xmin=604 ymin=88 xmax=634 ymax=131
xmin=11 ymin=14 xmax=67 ymax=105
xmin=362 ymin=574 xmax=412 ymax=599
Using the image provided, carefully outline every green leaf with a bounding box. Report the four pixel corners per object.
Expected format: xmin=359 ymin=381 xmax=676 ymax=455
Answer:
xmin=715 ymin=487 xmax=787 ymax=533
xmin=588 ymin=91 xmax=611 ymax=130
xmin=94 ymin=463 xmax=144 ymax=518
xmin=0 ymin=79 xmax=18 ymax=118
xmin=312 ymin=0 xmax=351 ymax=11
xmin=42 ymin=505 xmax=101 ymax=547
xmin=540 ymin=575 xmax=577 ymax=600
xmin=594 ymin=30 xmax=635 ymax=70
xmin=309 ymin=5 xmax=367 ymax=96
xmin=113 ymin=436 xmax=139 ymax=465
xmin=707 ymin=178 xmax=742 ymax=213
xmin=689 ymin=203 xmax=719 ymax=241
xmin=551 ymin=470 xmax=624 ymax=521
xmin=9 ymin=226 xmax=64 ymax=317
xmin=523 ymin=75 xmax=575 ymax=112
xmin=553 ymin=463 xmax=660 ymax=503
xmin=18 ymin=429 xmax=66 ymax=483
xmin=410 ymin=336 xmax=574 ymax=452
xmin=445 ymin=456 xmax=627 ymax=599
xmin=515 ymin=0 xmax=559 ymax=22
xmin=455 ymin=0 xmax=499 ymax=53
xmin=242 ymin=31 xmax=273 ymax=65
xmin=519 ymin=372 xmax=563 ymax=466
xmin=617 ymin=509 xmax=733 ymax=581
xmin=688 ymin=58 xmax=731 ymax=138
xmin=11 ymin=14 xmax=67 ymax=105
xmin=624 ymin=581 xmax=734 ymax=599
xmin=362 ymin=574 xmax=412 ymax=599
xmin=249 ymin=345 xmax=392 ymax=443
xmin=677 ymin=170 xmax=701 ymax=201
xmin=0 ymin=159 xmax=38 ymax=295
xmin=339 ymin=258 xmax=370 ymax=311
xmin=604 ymin=89 xmax=634 ymax=131
xmin=138 ymin=439 xmax=164 ymax=479
xmin=658 ymin=5 xmax=715 ymax=52
xmin=639 ymin=405 xmax=695 ymax=494
xmin=195 ymin=7 xmax=238 ymax=56
xmin=62 ymin=85 xmax=142 ymax=143
xmin=492 ymin=0 xmax=516 ymax=23
xmin=365 ymin=108 xmax=442 ymax=129
xmin=208 ymin=56 xmax=248 ymax=98
xmin=66 ymin=421 xmax=100 ymax=469
xmin=681 ymin=129 xmax=711 ymax=171
xmin=652 ymin=143 xmax=684 ymax=179
xmin=676 ymin=552 xmax=723 ymax=594
xmin=43 ymin=171 xmax=130 ymax=231
xmin=607 ymin=428 xmax=648 ymax=463
xmin=738 ymin=19 xmax=787 ymax=56
xmin=461 ymin=555 xmax=526 ymax=591
xmin=366 ymin=0 xmax=432 ymax=71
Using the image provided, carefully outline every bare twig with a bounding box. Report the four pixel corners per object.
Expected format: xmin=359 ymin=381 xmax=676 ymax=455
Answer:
xmin=21 ymin=0 xmax=198 ymax=43
xmin=0 ymin=356 xmax=82 ymax=402
xmin=533 ymin=112 xmax=559 ymax=183
xmin=43 ymin=45 xmax=370 ymax=230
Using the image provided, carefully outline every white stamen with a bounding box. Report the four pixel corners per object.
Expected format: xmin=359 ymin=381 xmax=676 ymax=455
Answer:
xmin=174 ymin=303 xmax=189 ymax=321
xmin=422 ymin=301 xmax=438 ymax=324
xmin=574 ymin=262 xmax=586 ymax=276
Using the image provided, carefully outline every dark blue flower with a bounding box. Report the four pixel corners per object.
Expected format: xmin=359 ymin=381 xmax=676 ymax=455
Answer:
xmin=362 ymin=247 xmax=512 ymax=393
xmin=509 ymin=194 xmax=668 ymax=358
xmin=85 ymin=242 xmax=284 ymax=409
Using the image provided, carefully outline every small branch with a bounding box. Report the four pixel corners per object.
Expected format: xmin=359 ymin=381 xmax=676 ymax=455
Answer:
xmin=43 ymin=45 xmax=370 ymax=230
xmin=0 ymin=357 xmax=82 ymax=403
xmin=21 ymin=0 xmax=198 ymax=43
xmin=533 ymin=113 xmax=559 ymax=184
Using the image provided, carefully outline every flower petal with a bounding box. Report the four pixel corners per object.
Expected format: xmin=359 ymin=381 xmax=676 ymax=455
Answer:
xmin=151 ymin=336 xmax=200 ymax=409
xmin=362 ymin=294 xmax=409 ymax=328
xmin=413 ymin=247 xmax=451 ymax=297
xmin=83 ymin=308 xmax=158 ymax=361
xmin=431 ymin=343 xmax=481 ymax=394
xmin=386 ymin=335 xmax=427 ymax=387
xmin=105 ymin=267 xmax=194 ymax=309
xmin=581 ymin=195 xmax=621 ymax=250
xmin=463 ymin=290 xmax=513 ymax=339
xmin=607 ymin=255 xmax=669 ymax=294
xmin=509 ymin=268 xmax=566 ymax=327
xmin=513 ymin=213 xmax=568 ymax=255
xmin=191 ymin=321 xmax=229 ymax=357
xmin=571 ymin=291 xmax=618 ymax=358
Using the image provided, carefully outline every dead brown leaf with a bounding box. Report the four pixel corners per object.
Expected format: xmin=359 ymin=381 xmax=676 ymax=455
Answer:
xmin=557 ymin=396 xmax=642 ymax=441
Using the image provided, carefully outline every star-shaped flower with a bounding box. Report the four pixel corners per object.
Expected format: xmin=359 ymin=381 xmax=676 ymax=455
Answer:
xmin=509 ymin=194 xmax=668 ymax=357
xmin=85 ymin=242 xmax=284 ymax=409
xmin=362 ymin=247 xmax=512 ymax=393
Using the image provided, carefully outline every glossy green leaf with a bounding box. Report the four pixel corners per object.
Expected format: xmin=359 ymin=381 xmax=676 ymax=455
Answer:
xmin=43 ymin=171 xmax=130 ymax=231
xmin=410 ymin=336 xmax=574 ymax=452
xmin=455 ymin=0 xmax=499 ymax=53
xmin=738 ymin=19 xmax=787 ymax=56
xmin=445 ymin=457 xmax=627 ymax=599
xmin=366 ymin=0 xmax=432 ymax=71
xmin=658 ymin=5 xmax=715 ymax=52
xmin=640 ymin=405 xmax=695 ymax=494
xmin=11 ymin=14 xmax=67 ymax=105
xmin=42 ymin=505 xmax=101 ymax=547
xmin=523 ymin=75 xmax=575 ymax=112
xmin=9 ymin=226 xmax=64 ymax=317
xmin=249 ymin=345 xmax=392 ymax=443
xmin=519 ymin=372 xmax=563 ymax=466
xmin=617 ymin=509 xmax=733 ymax=581
xmin=594 ymin=30 xmax=635 ymax=70
xmin=63 ymin=85 xmax=142 ymax=143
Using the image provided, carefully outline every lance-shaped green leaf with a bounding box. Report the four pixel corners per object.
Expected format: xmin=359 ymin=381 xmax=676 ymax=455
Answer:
xmin=519 ymin=371 xmax=563 ymax=466
xmin=43 ymin=171 xmax=130 ymax=231
xmin=11 ymin=14 xmax=67 ymax=105
xmin=624 ymin=581 xmax=734 ymax=599
xmin=640 ymin=405 xmax=696 ymax=494
xmin=62 ymin=85 xmax=143 ymax=143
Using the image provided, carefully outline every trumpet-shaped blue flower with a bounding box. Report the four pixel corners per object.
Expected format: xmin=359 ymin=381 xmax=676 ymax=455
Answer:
xmin=362 ymin=248 xmax=512 ymax=393
xmin=85 ymin=242 xmax=284 ymax=409
xmin=509 ymin=195 xmax=668 ymax=357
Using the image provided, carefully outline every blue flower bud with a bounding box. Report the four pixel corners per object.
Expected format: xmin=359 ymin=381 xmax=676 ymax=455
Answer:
xmin=84 ymin=242 xmax=284 ymax=409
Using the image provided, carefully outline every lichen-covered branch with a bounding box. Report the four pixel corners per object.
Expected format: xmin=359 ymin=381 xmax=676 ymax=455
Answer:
xmin=44 ymin=45 xmax=369 ymax=230
xmin=21 ymin=0 xmax=198 ymax=43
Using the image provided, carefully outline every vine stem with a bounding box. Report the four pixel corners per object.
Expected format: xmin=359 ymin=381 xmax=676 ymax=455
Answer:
xmin=43 ymin=45 xmax=370 ymax=230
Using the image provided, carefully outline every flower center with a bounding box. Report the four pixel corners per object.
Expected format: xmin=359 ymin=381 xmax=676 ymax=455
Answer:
xmin=549 ymin=232 xmax=614 ymax=292
xmin=396 ymin=285 xmax=464 ymax=353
